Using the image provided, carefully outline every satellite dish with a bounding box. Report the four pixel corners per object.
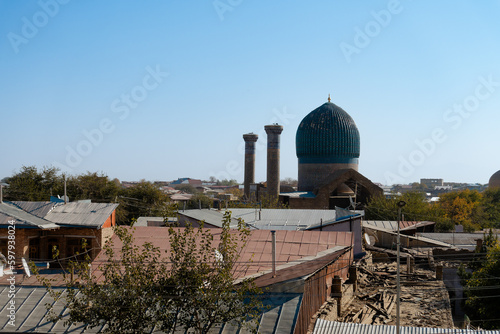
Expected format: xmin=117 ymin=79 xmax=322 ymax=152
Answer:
xmin=22 ymin=258 xmax=31 ymax=278
xmin=364 ymin=233 xmax=372 ymax=246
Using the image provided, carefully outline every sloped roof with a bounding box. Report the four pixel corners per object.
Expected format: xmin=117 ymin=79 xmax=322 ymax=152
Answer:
xmin=418 ymin=232 xmax=496 ymax=251
xmin=178 ymin=209 xmax=240 ymax=228
xmin=228 ymin=208 xmax=342 ymax=230
xmin=314 ymin=168 xmax=383 ymax=196
xmin=0 ymin=202 xmax=59 ymax=229
xmin=313 ymin=319 xmax=500 ymax=334
xmin=10 ymin=201 xmax=59 ymax=218
xmin=363 ymin=220 xmax=435 ymax=232
xmin=45 ymin=202 xmax=118 ymax=228
xmin=0 ymin=286 xmax=302 ymax=334
xmin=91 ymin=227 xmax=352 ymax=283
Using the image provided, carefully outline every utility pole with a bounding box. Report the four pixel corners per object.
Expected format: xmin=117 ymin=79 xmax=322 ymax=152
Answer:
xmin=396 ymin=200 xmax=406 ymax=334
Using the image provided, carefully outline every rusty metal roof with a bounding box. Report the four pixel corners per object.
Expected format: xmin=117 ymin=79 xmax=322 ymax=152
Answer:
xmin=45 ymin=202 xmax=118 ymax=228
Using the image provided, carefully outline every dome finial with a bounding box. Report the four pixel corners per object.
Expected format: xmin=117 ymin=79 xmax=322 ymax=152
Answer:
xmin=328 ymin=94 xmax=331 ymax=103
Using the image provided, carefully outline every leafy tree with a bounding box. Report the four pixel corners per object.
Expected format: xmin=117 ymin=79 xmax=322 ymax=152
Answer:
xmin=174 ymin=183 xmax=198 ymax=194
xmin=3 ymin=165 xmax=63 ymax=201
xmin=119 ymin=181 xmax=170 ymax=223
xmin=66 ymin=172 xmax=120 ymax=203
xmin=436 ymin=189 xmax=483 ymax=231
xmin=481 ymin=188 xmax=500 ymax=227
xmin=33 ymin=212 xmax=262 ymax=334
xmin=224 ymin=186 xmax=244 ymax=200
xmin=459 ymin=231 xmax=500 ymax=329
xmin=365 ymin=191 xmax=433 ymax=222
xmin=216 ymin=179 xmax=239 ymax=186
xmin=186 ymin=192 xmax=213 ymax=209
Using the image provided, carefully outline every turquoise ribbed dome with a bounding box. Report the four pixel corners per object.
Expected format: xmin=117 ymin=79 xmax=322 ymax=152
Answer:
xmin=296 ymin=102 xmax=360 ymax=164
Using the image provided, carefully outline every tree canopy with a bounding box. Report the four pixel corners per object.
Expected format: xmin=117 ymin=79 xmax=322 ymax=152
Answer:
xmin=33 ymin=211 xmax=263 ymax=334
xmin=365 ymin=190 xmax=500 ymax=232
xmin=459 ymin=231 xmax=500 ymax=329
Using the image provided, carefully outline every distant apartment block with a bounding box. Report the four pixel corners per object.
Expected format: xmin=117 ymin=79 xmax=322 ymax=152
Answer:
xmin=420 ymin=178 xmax=443 ymax=188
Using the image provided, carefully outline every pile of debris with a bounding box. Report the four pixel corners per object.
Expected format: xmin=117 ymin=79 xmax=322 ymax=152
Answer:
xmin=343 ymin=290 xmax=396 ymax=325
xmin=318 ymin=252 xmax=454 ymax=328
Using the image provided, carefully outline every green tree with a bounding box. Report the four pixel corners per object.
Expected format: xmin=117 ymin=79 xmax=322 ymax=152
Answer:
xmin=365 ymin=191 xmax=433 ymax=222
xmin=174 ymin=183 xmax=198 ymax=194
xmin=459 ymin=231 xmax=500 ymax=329
xmin=66 ymin=172 xmax=120 ymax=203
xmin=33 ymin=212 xmax=262 ymax=334
xmin=3 ymin=165 xmax=63 ymax=201
xmin=481 ymin=188 xmax=500 ymax=227
xmin=119 ymin=181 xmax=170 ymax=223
xmin=186 ymin=192 xmax=213 ymax=209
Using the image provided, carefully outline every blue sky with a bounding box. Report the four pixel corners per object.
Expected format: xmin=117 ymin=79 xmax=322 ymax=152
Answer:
xmin=1 ymin=0 xmax=500 ymax=185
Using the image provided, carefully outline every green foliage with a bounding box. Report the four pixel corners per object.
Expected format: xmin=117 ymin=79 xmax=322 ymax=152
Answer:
xmin=33 ymin=212 xmax=263 ymax=334
xmin=365 ymin=191 xmax=433 ymax=221
xmin=365 ymin=189 xmax=500 ymax=232
xmin=174 ymin=183 xmax=198 ymax=194
xmin=119 ymin=181 xmax=170 ymax=223
xmin=3 ymin=165 xmax=63 ymax=201
xmin=481 ymin=188 xmax=500 ymax=227
xmin=227 ymin=193 xmax=288 ymax=209
xmin=186 ymin=193 xmax=213 ymax=209
xmin=459 ymin=233 xmax=500 ymax=329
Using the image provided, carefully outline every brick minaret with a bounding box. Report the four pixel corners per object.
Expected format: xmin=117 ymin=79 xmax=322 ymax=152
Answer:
xmin=243 ymin=133 xmax=258 ymax=199
xmin=265 ymin=124 xmax=283 ymax=201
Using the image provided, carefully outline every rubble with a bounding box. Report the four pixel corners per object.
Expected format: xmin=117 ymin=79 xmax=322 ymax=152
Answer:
xmin=319 ymin=252 xmax=454 ymax=328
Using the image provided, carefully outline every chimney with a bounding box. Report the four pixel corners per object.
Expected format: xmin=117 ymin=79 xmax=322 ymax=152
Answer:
xmin=243 ymin=133 xmax=258 ymax=199
xmin=265 ymin=124 xmax=283 ymax=201
xmin=271 ymin=230 xmax=276 ymax=278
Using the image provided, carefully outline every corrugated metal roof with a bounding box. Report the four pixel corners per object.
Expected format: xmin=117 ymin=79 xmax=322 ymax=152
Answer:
xmin=363 ymin=224 xmax=453 ymax=248
xmin=229 ymin=209 xmax=339 ymax=231
xmin=0 ymin=202 xmax=59 ymax=229
xmin=10 ymin=201 xmax=59 ymax=218
xmin=418 ymin=233 xmax=496 ymax=251
xmin=0 ymin=286 xmax=302 ymax=334
xmin=363 ymin=221 xmax=434 ymax=232
xmin=45 ymin=202 xmax=118 ymax=228
xmin=178 ymin=210 xmax=240 ymax=228
xmin=306 ymin=212 xmax=364 ymax=230
xmin=313 ymin=319 xmax=500 ymax=334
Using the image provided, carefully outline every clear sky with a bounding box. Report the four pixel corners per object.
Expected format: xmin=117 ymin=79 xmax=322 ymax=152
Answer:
xmin=1 ymin=0 xmax=500 ymax=186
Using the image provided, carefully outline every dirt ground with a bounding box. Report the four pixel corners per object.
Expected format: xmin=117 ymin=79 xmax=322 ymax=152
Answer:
xmin=318 ymin=252 xmax=454 ymax=328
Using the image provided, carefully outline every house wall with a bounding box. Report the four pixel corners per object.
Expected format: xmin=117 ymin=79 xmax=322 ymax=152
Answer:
xmin=294 ymin=247 xmax=353 ymax=334
xmin=101 ymin=211 xmax=116 ymax=228
xmin=0 ymin=224 xmax=115 ymax=268
xmin=288 ymin=197 xmax=327 ymax=210
xmin=309 ymin=217 xmax=362 ymax=255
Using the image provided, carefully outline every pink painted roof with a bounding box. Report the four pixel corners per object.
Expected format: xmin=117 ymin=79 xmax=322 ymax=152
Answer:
xmin=1 ymin=227 xmax=353 ymax=287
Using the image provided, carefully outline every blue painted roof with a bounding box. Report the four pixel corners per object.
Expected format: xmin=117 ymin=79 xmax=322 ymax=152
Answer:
xmin=296 ymin=102 xmax=360 ymax=163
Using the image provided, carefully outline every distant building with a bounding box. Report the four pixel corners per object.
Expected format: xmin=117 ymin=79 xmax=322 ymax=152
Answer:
xmin=420 ymin=178 xmax=443 ymax=188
